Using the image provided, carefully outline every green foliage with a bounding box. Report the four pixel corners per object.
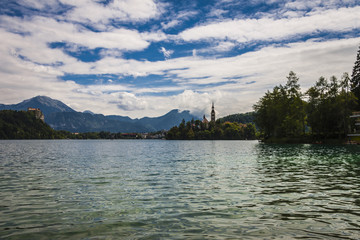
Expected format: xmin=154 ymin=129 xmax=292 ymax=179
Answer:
xmin=0 ymin=110 xmax=56 ymax=139
xmin=254 ymin=71 xmax=357 ymax=142
xmin=218 ymin=112 xmax=255 ymax=124
xmin=166 ymin=118 xmax=257 ymax=140
xmin=306 ymin=73 xmax=356 ymax=139
xmin=351 ymin=45 xmax=360 ymax=108
xmin=254 ymin=71 xmax=306 ymax=139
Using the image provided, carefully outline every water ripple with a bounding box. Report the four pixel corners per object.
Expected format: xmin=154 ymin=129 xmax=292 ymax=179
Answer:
xmin=0 ymin=140 xmax=359 ymax=239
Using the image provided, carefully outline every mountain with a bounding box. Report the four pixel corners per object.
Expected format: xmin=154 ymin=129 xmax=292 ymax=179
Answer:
xmin=0 ymin=96 xmax=75 ymax=116
xmin=135 ymin=109 xmax=195 ymax=132
xmin=46 ymin=112 xmax=150 ymax=133
xmin=46 ymin=109 xmax=197 ymax=133
xmin=0 ymin=96 xmax=199 ymax=133
xmin=106 ymin=115 xmax=133 ymax=123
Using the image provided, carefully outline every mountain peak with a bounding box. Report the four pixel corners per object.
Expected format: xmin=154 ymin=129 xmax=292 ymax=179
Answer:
xmin=0 ymin=96 xmax=75 ymax=116
xmin=0 ymin=96 xmax=199 ymax=132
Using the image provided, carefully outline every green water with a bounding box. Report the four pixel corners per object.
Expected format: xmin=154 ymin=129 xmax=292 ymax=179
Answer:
xmin=0 ymin=140 xmax=359 ymax=239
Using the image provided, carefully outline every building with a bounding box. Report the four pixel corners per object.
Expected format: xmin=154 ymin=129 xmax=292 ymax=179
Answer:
xmin=202 ymin=115 xmax=209 ymax=125
xmin=211 ymin=102 xmax=215 ymax=122
xmin=348 ymin=111 xmax=360 ymax=143
xmin=27 ymin=107 xmax=45 ymax=122
xmin=202 ymin=103 xmax=216 ymax=127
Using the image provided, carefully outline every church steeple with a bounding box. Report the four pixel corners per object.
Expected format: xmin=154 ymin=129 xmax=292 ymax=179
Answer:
xmin=211 ymin=102 xmax=215 ymax=122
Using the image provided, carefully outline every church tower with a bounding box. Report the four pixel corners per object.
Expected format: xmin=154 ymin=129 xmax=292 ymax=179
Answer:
xmin=211 ymin=102 xmax=215 ymax=122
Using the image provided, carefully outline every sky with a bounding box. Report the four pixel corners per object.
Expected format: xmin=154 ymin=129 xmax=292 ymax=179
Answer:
xmin=0 ymin=0 xmax=359 ymax=119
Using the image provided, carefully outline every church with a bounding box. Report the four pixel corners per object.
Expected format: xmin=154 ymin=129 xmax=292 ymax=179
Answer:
xmin=202 ymin=102 xmax=216 ymax=124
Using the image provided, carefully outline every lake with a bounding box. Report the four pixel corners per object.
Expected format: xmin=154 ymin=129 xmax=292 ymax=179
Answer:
xmin=0 ymin=140 xmax=359 ymax=239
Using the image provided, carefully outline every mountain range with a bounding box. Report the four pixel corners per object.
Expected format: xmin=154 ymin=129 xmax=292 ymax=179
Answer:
xmin=0 ymin=96 xmax=198 ymax=133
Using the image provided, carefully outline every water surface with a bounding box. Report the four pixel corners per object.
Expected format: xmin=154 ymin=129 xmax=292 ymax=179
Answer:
xmin=0 ymin=140 xmax=359 ymax=239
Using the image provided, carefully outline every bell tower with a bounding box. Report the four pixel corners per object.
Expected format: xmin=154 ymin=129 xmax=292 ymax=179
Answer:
xmin=211 ymin=102 xmax=215 ymax=122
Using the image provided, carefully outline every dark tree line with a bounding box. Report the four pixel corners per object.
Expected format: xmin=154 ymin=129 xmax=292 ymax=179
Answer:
xmin=351 ymin=45 xmax=360 ymax=109
xmin=218 ymin=112 xmax=255 ymax=124
xmin=166 ymin=119 xmax=256 ymax=140
xmin=0 ymin=110 xmax=57 ymax=139
xmin=254 ymin=71 xmax=357 ymax=142
xmin=254 ymin=71 xmax=306 ymax=139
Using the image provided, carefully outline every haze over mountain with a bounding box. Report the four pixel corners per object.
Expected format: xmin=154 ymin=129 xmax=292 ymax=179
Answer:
xmin=0 ymin=96 xmax=198 ymax=133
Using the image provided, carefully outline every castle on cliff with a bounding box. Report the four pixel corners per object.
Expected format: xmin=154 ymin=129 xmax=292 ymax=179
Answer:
xmin=27 ymin=107 xmax=45 ymax=122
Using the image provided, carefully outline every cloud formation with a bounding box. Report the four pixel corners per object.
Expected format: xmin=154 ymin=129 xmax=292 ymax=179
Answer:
xmin=159 ymin=47 xmax=174 ymax=59
xmin=0 ymin=0 xmax=359 ymax=118
xmin=179 ymin=6 xmax=360 ymax=43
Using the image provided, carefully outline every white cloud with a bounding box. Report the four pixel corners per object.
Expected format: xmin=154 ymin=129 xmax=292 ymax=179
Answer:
xmin=59 ymin=0 xmax=161 ymax=25
xmin=159 ymin=47 xmax=174 ymax=59
xmin=197 ymin=41 xmax=236 ymax=54
xmin=0 ymin=16 xmax=152 ymax=56
xmin=172 ymin=90 xmax=223 ymax=117
xmin=110 ymin=92 xmax=148 ymax=111
xmin=179 ymin=6 xmax=360 ymax=43
xmin=161 ymin=19 xmax=181 ymax=30
xmin=161 ymin=10 xmax=198 ymax=30
xmin=284 ymin=0 xmax=356 ymax=11
xmin=18 ymin=0 xmax=61 ymax=11
xmin=208 ymin=8 xmax=228 ymax=18
xmin=192 ymin=49 xmax=197 ymax=57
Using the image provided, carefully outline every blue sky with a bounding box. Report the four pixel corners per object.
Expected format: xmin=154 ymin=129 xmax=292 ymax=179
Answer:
xmin=0 ymin=0 xmax=359 ymax=118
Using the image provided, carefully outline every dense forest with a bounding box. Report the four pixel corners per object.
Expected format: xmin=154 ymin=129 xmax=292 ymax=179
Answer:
xmin=0 ymin=110 xmax=57 ymax=139
xmin=254 ymin=71 xmax=357 ymax=142
xmin=254 ymin=45 xmax=360 ymax=143
xmin=218 ymin=112 xmax=255 ymax=124
xmin=166 ymin=119 xmax=256 ymax=140
xmin=0 ymin=110 xmax=154 ymax=140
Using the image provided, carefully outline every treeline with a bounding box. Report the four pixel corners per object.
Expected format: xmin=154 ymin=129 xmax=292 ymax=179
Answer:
xmin=166 ymin=119 xmax=256 ymax=140
xmin=254 ymin=71 xmax=357 ymax=142
xmin=218 ymin=112 xmax=255 ymax=124
xmin=0 ymin=110 xmax=152 ymax=140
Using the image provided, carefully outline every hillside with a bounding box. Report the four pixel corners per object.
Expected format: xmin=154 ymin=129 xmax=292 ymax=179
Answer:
xmin=0 ymin=110 xmax=57 ymax=139
xmin=218 ymin=112 xmax=255 ymax=124
xmin=46 ymin=112 xmax=150 ymax=133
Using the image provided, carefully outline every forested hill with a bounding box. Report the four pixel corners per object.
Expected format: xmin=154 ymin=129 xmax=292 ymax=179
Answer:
xmin=0 ymin=110 xmax=57 ymax=139
xmin=218 ymin=112 xmax=255 ymax=124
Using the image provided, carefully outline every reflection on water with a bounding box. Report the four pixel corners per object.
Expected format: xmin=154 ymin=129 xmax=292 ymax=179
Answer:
xmin=254 ymin=144 xmax=360 ymax=239
xmin=0 ymin=140 xmax=359 ymax=239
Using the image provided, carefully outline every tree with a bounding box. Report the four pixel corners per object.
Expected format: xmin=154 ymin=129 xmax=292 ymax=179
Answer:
xmin=282 ymin=71 xmax=306 ymax=137
xmin=244 ymin=123 xmax=256 ymax=140
xmin=351 ymin=45 xmax=360 ymax=109
xmin=306 ymin=74 xmax=356 ymax=139
xmin=166 ymin=118 xmax=256 ymax=140
xmin=187 ymin=128 xmax=195 ymax=140
xmin=254 ymin=71 xmax=306 ymax=139
xmin=339 ymin=73 xmax=357 ymax=135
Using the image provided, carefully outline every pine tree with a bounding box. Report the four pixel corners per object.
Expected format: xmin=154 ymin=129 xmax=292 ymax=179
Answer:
xmin=351 ymin=45 xmax=360 ymax=109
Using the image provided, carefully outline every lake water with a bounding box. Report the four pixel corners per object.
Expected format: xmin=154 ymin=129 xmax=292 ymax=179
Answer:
xmin=0 ymin=140 xmax=359 ymax=239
